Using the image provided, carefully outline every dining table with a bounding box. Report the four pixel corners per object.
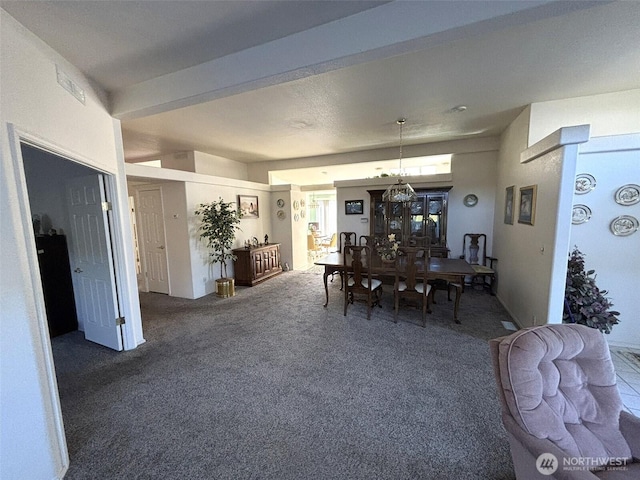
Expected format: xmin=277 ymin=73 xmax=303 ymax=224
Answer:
xmin=314 ymin=251 xmax=476 ymax=323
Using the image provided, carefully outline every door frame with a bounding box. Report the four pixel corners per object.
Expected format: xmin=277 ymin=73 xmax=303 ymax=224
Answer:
xmin=7 ymin=124 xmax=144 ymax=350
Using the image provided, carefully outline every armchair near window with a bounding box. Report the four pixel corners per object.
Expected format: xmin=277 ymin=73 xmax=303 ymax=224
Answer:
xmin=490 ymin=324 xmax=640 ymax=479
xmin=320 ymin=233 xmax=337 ymax=254
xmin=307 ymin=234 xmax=323 ymax=259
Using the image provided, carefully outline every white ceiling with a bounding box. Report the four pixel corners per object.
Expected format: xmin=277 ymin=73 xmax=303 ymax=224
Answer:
xmin=3 ymin=1 xmax=640 ymax=185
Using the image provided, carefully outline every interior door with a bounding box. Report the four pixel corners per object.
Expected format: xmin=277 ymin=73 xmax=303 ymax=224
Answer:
xmin=66 ymin=175 xmax=123 ymax=351
xmin=137 ymin=188 xmax=170 ymax=294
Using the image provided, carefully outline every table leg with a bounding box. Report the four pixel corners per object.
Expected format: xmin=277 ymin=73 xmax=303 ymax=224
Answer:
xmin=452 ymin=279 xmax=463 ymax=324
xmin=323 ymin=266 xmax=330 ymax=307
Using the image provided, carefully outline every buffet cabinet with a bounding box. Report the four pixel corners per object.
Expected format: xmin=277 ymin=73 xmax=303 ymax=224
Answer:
xmin=232 ymin=243 xmax=282 ymax=286
xmin=368 ymin=188 xmax=451 ymax=257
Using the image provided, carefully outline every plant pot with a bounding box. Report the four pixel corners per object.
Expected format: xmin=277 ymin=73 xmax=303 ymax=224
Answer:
xmin=216 ymin=278 xmax=235 ymax=298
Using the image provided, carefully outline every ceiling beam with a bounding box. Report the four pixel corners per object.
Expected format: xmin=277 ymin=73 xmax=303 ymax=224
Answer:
xmin=110 ymin=1 xmax=591 ymax=121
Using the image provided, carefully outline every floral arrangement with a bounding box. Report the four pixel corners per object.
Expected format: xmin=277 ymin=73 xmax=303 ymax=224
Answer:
xmin=563 ymin=247 xmax=620 ymax=334
xmin=376 ymin=233 xmax=400 ymax=261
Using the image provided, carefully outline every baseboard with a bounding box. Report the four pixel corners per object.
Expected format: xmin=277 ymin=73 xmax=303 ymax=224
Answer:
xmin=606 ymin=339 xmax=640 ymax=351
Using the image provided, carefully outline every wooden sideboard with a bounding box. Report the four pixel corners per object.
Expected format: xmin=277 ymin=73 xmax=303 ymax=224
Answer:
xmin=232 ymin=243 xmax=282 ymax=286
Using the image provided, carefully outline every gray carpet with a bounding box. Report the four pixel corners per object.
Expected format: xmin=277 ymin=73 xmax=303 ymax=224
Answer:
xmin=52 ymin=269 xmax=515 ymax=479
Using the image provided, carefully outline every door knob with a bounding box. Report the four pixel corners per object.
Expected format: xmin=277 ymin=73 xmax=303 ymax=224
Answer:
xmin=74 ymin=268 xmax=83 ymax=273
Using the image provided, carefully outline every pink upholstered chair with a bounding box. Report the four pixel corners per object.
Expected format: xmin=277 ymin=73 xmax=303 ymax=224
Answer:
xmin=490 ymin=324 xmax=640 ymax=479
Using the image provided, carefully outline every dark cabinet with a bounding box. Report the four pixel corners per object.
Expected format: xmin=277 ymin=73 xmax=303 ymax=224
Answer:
xmin=232 ymin=243 xmax=282 ymax=286
xmin=35 ymin=235 xmax=78 ymax=337
xmin=369 ymin=188 xmax=451 ymax=256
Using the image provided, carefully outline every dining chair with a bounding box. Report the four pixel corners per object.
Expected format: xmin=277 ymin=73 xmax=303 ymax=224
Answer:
xmin=338 ymin=231 xmax=357 ymax=251
xmin=358 ymin=235 xmax=376 ymax=247
xmin=460 ymin=233 xmax=497 ymax=294
xmin=393 ymin=246 xmax=432 ymax=326
xmin=343 ymin=244 xmax=382 ymax=320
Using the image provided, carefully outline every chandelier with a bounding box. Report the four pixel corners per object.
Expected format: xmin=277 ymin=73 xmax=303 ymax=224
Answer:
xmin=309 ymin=193 xmax=319 ymax=209
xmin=382 ymin=118 xmax=416 ymax=203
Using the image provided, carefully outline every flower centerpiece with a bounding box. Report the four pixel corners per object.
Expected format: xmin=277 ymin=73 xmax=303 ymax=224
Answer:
xmin=376 ymin=233 xmax=400 ymax=262
xmin=563 ymin=246 xmax=620 ymax=334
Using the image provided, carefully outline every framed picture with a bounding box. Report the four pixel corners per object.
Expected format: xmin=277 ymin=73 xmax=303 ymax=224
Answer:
xmin=238 ymin=195 xmax=259 ymax=219
xmin=518 ymin=185 xmax=537 ymax=225
xmin=345 ymin=200 xmax=364 ymax=215
xmin=504 ymin=185 xmax=515 ymax=225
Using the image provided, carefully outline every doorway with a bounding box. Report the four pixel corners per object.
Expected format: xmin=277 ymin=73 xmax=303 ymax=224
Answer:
xmin=135 ymin=187 xmax=170 ymax=294
xmin=21 ymin=143 xmax=124 ymax=351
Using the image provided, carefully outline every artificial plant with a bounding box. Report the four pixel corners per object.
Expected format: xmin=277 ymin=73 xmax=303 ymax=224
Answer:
xmin=195 ymin=198 xmax=243 ymax=279
xmin=563 ymin=246 xmax=620 ymax=334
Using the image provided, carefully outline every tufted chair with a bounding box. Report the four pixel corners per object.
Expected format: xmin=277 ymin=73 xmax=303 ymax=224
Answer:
xmin=490 ymin=324 xmax=640 ymax=479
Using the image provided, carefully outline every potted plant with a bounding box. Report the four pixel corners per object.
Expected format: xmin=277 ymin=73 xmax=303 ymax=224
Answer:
xmin=563 ymin=246 xmax=620 ymax=334
xmin=195 ymin=198 xmax=243 ymax=297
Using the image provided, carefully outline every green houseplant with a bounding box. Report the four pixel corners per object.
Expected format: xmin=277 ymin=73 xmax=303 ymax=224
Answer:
xmin=195 ymin=198 xmax=242 ymax=297
xmin=563 ymin=246 xmax=620 ymax=334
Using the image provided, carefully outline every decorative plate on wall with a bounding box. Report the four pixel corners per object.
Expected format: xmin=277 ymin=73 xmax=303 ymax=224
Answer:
xmin=463 ymin=194 xmax=478 ymax=207
xmin=572 ymin=204 xmax=592 ymax=225
xmin=610 ymin=215 xmax=638 ymax=236
xmin=575 ymin=174 xmax=596 ymax=194
xmin=615 ymin=184 xmax=640 ymax=206
xmin=294 ymin=213 xmax=300 ymax=222
xmin=277 ymin=210 xmax=285 ymax=220
xmin=277 ymin=198 xmax=285 ymax=208
xmin=293 ymin=200 xmax=300 ymax=210
xmin=300 ymin=199 xmax=305 ymax=208
xmin=300 ymin=209 xmax=306 ymax=219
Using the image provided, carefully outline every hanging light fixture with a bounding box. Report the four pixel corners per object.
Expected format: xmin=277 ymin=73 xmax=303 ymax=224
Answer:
xmin=382 ymin=118 xmax=417 ymax=203
xmin=309 ymin=192 xmax=319 ymax=209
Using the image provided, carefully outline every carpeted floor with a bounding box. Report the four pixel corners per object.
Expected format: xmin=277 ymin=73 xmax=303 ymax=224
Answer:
xmin=52 ymin=269 xmax=515 ymax=479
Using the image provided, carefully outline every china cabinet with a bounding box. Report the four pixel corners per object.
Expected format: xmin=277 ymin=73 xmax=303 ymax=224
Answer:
xmin=368 ymin=188 xmax=451 ymax=256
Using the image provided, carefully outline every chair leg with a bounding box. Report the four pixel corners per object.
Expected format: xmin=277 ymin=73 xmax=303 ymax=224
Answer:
xmin=422 ymin=295 xmax=427 ymax=327
xmin=394 ymin=292 xmax=399 ymax=323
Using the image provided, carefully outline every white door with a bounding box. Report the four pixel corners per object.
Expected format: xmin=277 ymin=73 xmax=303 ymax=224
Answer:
xmin=137 ymin=188 xmax=170 ymax=294
xmin=66 ymin=175 xmax=123 ymax=351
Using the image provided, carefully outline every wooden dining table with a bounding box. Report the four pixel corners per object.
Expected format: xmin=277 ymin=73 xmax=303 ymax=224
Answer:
xmin=314 ymin=252 xmax=476 ymax=323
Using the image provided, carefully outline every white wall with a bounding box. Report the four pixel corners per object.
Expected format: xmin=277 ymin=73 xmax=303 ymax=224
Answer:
xmin=334 ymin=150 xmax=498 ymax=256
xmin=1 ymin=10 xmax=142 ymax=479
xmin=186 ymin=182 xmax=272 ymax=298
xmin=447 ymin=151 xmax=497 ymax=257
xmin=528 ymin=89 xmax=640 ymax=146
xmin=193 ymin=151 xmax=249 ymax=180
xmin=492 ymin=107 xmax=588 ymax=328
xmin=572 ymin=136 xmax=640 ymax=348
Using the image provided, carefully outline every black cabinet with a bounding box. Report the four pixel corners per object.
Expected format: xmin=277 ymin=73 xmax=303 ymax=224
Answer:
xmin=35 ymin=235 xmax=78 ymax=337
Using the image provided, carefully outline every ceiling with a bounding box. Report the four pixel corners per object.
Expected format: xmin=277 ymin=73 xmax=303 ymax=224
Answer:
xmin=3 ymin=1 xmax=640 ymax=185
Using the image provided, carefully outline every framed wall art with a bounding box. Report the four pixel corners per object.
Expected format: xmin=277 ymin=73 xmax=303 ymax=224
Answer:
xmin=504 ymin=185 xmax=515 ymax=225
xmin=518 ymin=185 xmax=537 ymax=226
xmin=345 ymin=200 xmax=364 ymax=215
xmin=238 ymin=195 xmax=259 ymax=219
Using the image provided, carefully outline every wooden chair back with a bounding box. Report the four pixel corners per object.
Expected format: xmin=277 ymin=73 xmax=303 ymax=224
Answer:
xmin=394 ymin=246 xmax=431 ymax=326
xmin=339 ymin=232 xmax=356 ymax=252
xmin=343 ymin=244 xmax=381 ymax=319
